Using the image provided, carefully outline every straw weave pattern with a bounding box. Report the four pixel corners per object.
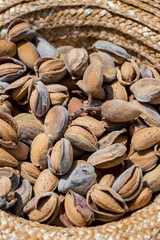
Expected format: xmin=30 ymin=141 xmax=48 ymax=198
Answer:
xmin=0 ymin=0 xmax=160 ymax=239
xmin=0 ymin=0 xmax=160 ymax=65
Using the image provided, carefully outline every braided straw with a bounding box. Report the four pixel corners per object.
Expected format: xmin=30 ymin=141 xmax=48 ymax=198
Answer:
xmin=0 ymin=0 xmax=160 ymax=65
xmin=0 ymin=0 xmax=160 ymax=239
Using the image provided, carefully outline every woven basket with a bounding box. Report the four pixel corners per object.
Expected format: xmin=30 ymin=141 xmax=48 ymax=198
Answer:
xmin=0 ymin=0 xmax=160 ymax=239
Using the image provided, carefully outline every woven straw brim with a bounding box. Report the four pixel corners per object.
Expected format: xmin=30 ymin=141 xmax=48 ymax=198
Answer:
xmin=0 ymin=194 xmax=160 ymax=239
xmin=0 ymin=0 xmax=160 ymax=239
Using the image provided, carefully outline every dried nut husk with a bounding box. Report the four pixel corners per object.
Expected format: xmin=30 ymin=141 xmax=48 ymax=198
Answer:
xmin=87 ymin=143 xmax=127 ymax=169
xmin=0 ymin=95 xmax=12 ymax=112
xmin=23 ymin=192 xmax=59 ymax=223
xmin=58 ymin=160 xmax=97 ymax=196
xmin=146 ymin=65 xmax=160 ymax=79
xmin=15 ymin=113 xmax=44 ymax=145
xmin=34 ymin=57 xmax=67 ymax=83
xmin=64 ymin=124 xmax=98 ymax=152
xmin=154 ymin=143 xmax=160 ymax=157
xmin=44 ymin=106 xmax=69 ymax=143
xmin=101 ymin=99 xmax=141 ymax=122
xmin=76 ymin=79 xmax=106 ymax=100
xmin=0 ymin=176 xmax=16 ymax=209
xmin=105 ymin=80 xmax=128 ymax=101
xmin=46 ymin=84 xmax=69 ymax=107
xmin=131 ymin=127 xmax=160 ymax=151
xmin=30 ymin=133 xmax=53 ymax=169
xmin=0 ymin=194 xmax=17 ymax=210
xmin=32 ymin=36 xmax=58 ymax=58
xmin=99 ymin=129 xmax=127 ymax=149
xmin=0 ymin=167 xmax=20 ymax=190
xmin=0 ymin=83 xmax=9 ymax=95
xmin=72 ymin=116 xmax=107 ymax=138
xmin=17 ymin=40 xmax=39 ymax=69
xmin=89 ymin=52 xmax=116 ymax=82
xmin=47 ymin=138 xmax=73 ymax=176
xmin=57 ymin=45 xmax=74 ymax=62
xmin=117 ymin=59 xmax=140 ymax=85
xmin=86 ymin=184 xmax=128 ymax=222
xmin=60 ymin=190 xmax=95 ymax=227
xmin=0 ymin=112 xmax=19 ymax=148
xmin=5 ymin=75 xmax=35 ymax=105
xmin=3 ymin=142 xmax=29 ymax=161
xmin=17 ymin=162 xmax=41 ymax=185
xmin=112 ymin=165 xmax=143 ymax=202
xmin=0 ymin=176 xmax=12 ymax=197
xmin=0 ymin=146 xmax=19 ymax=167
xmin=6 ymin=18 xmax=36 ymax=42
xmin=33 ymin=169 xmax=59 ymax=196
xmin=0 ymin=56 xmax=26 ymax=82
xmin=129 ymin=148 xmax=158 ymax=172
xmin=140 ymin=65 xmax=153 ymax=78
xmin=99 ymin=174 xmax=115 ymax=187
xmin=131 ymin=100 xmax=160 ymax=127
xmin=12 ymin=179 xmax=32 ymax=217
xmin=66 ymin=48 xmax=88 ymax=77
xmin=67 ymin=97 xmax=84 ymax=115
xmin=127 ymin=187 xmax=152 ymax=212
xmin=130 ymin=78 xmax=160 ymax=102
xmin=83 ymin=60 xmax=103 ymax=96
xmin=29 ymin=81 xmax=50 ymax=117
xmin=0 ymin=102 xmax=11 ymax=115
xmin=93 ymin=40 xmax=130 ymax=64
xmin=143 ymin=164 xmax=160 ymax=193
xmin=0 ymin=40 xmax=16 ymax=57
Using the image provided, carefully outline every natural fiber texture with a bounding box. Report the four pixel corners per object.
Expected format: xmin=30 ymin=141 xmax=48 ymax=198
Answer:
xmin=0 ymin=0 xmax=160 ymax=239
xmin=0 ymin=194 xmax=160 ymax=240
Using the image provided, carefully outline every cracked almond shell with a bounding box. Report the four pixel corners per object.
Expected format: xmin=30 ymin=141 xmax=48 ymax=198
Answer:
xmin=86 ymin=184 xmax=128 ymax=222
xmin=6 ymin=18 xmax=36 ymax=42
xmin=130 ymin=78 xmax=160 ymax=102
xmin=72 ymin=116 xmax=107 ymax=138
xmin=89 ymin=52 xmax=116 ymax=82
xmin=64 ymin=124 xmax=98 ymax=152
xmin=47 ymin=138 xmax=73 ymax=176
xmin=34 ymin=57 xmax=67 ymax=83
xmin=87 ymin=143 xmax=127 ymax=169
xmin=0 ymin=112 xmax=19 ymax=148
xmin=112 ymin=165 xmax=143 ymax=202
xmin=60 ymin=190 xmax=94 ymax=227
xmin=23 ymin=192 xmax=59 ymax=223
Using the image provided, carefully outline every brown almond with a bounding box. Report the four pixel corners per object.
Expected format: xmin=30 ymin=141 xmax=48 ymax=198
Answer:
xmin=30 ymin=133 xmax=53 ymax=169
xmin=131 ymin=127 xmax=160 ymax=151
xmin=33 ymin=169 xmax=59 ymax=196
xmin=0 ymin=40 xmax=16 ymax=57
xmin=17 ymin=40 xmax=39 ymax=69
